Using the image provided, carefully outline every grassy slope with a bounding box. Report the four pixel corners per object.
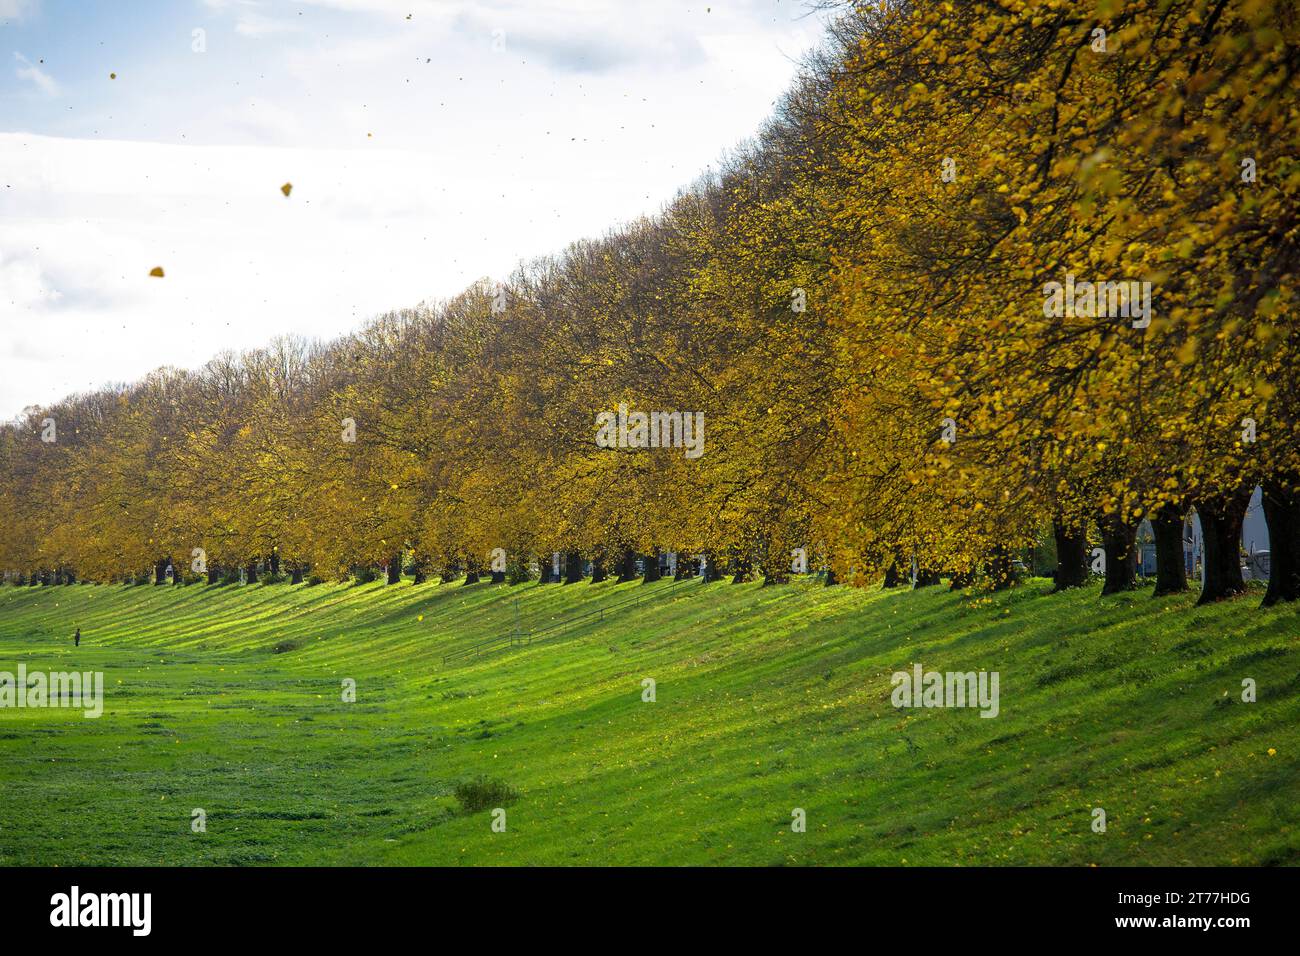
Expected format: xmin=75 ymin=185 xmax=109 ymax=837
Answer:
xmin=0 ymin=575 xmax=1296 ymax=866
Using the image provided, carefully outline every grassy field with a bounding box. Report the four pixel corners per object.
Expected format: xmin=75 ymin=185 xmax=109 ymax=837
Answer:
xmin=0 ymin=574 xmax=1296 ymax=866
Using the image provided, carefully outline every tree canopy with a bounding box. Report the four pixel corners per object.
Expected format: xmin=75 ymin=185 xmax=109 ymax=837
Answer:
xmin=2 ymin=0 xmax=1296 ymax=606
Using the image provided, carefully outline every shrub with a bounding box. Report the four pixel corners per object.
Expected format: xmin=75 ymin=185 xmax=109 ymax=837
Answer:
xmin=353 ymin=567 xmax=379 ymax=584
xmin=453 ymin=777 xmax=518 ymax=814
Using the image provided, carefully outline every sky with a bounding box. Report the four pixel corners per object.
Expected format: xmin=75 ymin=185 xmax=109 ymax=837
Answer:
xmin=0 ymin=0 xmax=829 ymax=419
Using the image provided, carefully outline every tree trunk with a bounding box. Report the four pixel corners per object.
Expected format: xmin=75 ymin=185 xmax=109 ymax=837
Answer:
xmin=824 ymin=567 xmax=838 ymax=586
xmin=882 ymin=558 xmax=904 ymax=589
xmin=1151 ymin=504 xmax=1188 ymax=596
xmin=615 ymin=549 xmax=638 ymax=583
xmin=913 ymin=567 xmax=942 ymax=588
xmin=644 ymin=551 xmax=663 ymax=583
xmin=291 ymin=565 xmax=304 ymax=585
xmin=1052 ymin=518 xmax=1089 ymax=591
xmin=269 ymin=553 xmax=280 ymax=575
xmin=246 ymin=560 xmax=258 ymax=584
xmin=463 ymin=561 xmax=480 ymax=585
xmin=386 ymin=554 xmax=402 ymax=585
xmin=1196 ymin=485 xmax=1251 ymax=604
xmin=700 ymin=550 xmax=723 ymax=583
xmin=729 ymin=550 xmax=752 ymax=584
xmin=207 ymin=563 xmax=220 ymax=585
xmin=564 ymin=551 xmax=584 ymax=584
xmin=1261 ymin=475 xmax=1300 ymax=605
xmin=441 ymin=562 xmax=461 ymax=585
xmin=1261 ymin=478 xmax=1299 ymax=604
xmin=988 ymin=545 xmax=1015 ymax=591
xmin=590 ymin=556 xmax=607 ymax=583
xmin=155 ymin=558 xmax=169 ymax=586
xmin=491 ymin=569 xmax=506 ymax=584
xmin=760 ymin=546 xmax=787 ymax=586
xmin=1099 ymin=515 xmax=1137 ymax=594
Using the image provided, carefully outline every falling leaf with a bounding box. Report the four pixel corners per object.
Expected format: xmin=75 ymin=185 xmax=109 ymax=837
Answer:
xmin=149 ymin=267 xmax=164 ymax=278
xmin=281 ymin=182 xmax=293 ymax=197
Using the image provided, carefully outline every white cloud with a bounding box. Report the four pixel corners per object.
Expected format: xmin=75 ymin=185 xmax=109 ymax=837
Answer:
xmin=211 ymin=97 xmax=308 ymax=145
xmin=200 ymin=0 xmax=305 ymax=39
xmin=0 ymin=247 xmax=59 ymax=310
xmin=0 ymin=131 xmax=603 ymax=417
xmin=13 ymin=52 xmax=58 ymax=96
xmin=0 ymin=2 xmax=827 ymax=418
xmin=0 ymin=0 xmax=40 ymax=22
xmin=234 ymin=10 xmax=304 ymax=38
xmin=450 ymin=5 xmax=708 ymax=75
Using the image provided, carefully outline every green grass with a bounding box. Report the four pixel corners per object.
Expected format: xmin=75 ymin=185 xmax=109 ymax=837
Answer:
xmin=0 ymin=575 xmax=1296 ymax=866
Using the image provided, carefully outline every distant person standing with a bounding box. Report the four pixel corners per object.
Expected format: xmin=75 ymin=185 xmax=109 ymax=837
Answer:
xmin=74 ymin=628 xmax=80 ymax=647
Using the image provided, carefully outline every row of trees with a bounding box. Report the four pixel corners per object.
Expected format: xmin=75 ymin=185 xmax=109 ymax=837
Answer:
xmin=1 ymin=0 xmax=1296 ymax=607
